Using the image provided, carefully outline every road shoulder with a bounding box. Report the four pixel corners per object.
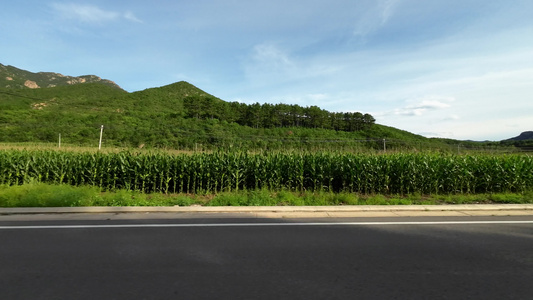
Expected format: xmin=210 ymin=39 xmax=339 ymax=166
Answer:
xmin=1 ymin=204 xmax=533 ymax=219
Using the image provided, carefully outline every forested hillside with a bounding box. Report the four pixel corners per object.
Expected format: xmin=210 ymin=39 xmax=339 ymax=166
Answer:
xmin=1 ymin=63 xmax=521 ymax=152
xmin=183 ymin=96 xmax=375 ymax=131
xmin=1 ymin=79 xmax=449 ymax=151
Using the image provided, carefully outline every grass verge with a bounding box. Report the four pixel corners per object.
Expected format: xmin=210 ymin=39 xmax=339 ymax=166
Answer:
xmin=0 ymin=183 xmax=532 ymax=207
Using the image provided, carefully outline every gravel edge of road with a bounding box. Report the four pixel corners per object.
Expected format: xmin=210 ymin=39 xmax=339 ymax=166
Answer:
xmin=1 ymin=204 xmax=533 ymax=215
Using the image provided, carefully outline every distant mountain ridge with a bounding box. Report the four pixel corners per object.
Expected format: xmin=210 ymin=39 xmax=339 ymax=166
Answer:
xmin=505 ymin=131 xmax=533 ymax=141
xmin=0 ymin=63 xmax=122 ymax=90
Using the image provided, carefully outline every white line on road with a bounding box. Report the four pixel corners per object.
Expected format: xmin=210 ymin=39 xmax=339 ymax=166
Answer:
xmin=1 ymin=220 xmax=533 ymax=230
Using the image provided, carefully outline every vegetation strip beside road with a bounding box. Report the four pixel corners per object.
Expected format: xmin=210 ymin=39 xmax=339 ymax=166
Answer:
xmin=1 ymin=182 xmax=532 ymax=208
xmin=2 ymin=150 xmax=532 ymax=194
xmin=0 ymin=149 xmax=531 ymax=207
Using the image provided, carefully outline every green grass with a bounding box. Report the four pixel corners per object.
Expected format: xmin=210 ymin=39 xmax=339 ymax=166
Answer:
xmin=1 ymin=183 xmax=531 ymax=207
xmin=0 ymin=182 xmax=196 ymax=207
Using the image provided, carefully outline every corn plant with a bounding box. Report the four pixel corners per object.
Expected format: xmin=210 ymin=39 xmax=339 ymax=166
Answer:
xmin=0 ymin=150 xmax=531 ymax=195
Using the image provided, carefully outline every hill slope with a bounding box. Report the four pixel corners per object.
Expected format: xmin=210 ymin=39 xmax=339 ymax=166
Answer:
xmin=0 ymin=82 xmax=447 ymax=151
xmin=500 ymin=131 xmax=533 ymax=149
xmin=0 ymin=64 xmax=486 ymax=151
xmin=0 ymin=63 xmax=122 ymax=90
xmin=505 ymin=131 xmax=533 ymax=141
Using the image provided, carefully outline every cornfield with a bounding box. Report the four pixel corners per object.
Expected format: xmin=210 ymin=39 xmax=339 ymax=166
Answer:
xmin=0 ymin=150 xmax=531 ymax=194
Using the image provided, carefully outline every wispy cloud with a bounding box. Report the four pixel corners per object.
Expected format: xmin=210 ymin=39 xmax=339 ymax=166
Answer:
xmin=124 ymin=11 xmax=143 ymax=23
xmin=242 ymin=43 xmax=295 ymax=87
xmin=246 ymin=42 xmax=344 ymax=77
xmin=353 ymin=0 xmax=401 ymax=37
xmin=379 ymin=0 xmax=400 ymax=25
xmin=251 ymin=44 xmax=294 ymax=69
xmin=384 ymin=96 xmax=454 ymax=117
xmin=50 ymin=3 xmax=142 ymax=24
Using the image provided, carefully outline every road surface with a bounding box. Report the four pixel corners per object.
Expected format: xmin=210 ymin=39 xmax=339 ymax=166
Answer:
xmin=1 ymin=213 xmax=532 ymax=299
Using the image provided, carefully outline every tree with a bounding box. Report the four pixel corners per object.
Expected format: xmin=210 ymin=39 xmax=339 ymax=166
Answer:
xmin=288 ymin=105 xmax=304 ymax=127
xmin=246 ymin=103 xmax=262 ymax=128
xmin=362 ymin=113 xmax=376 ymax=130
xmin=305 ymin=105 xmax=327 ymax=129
xmin=183 ymin=95 xmax=203 ymax=119
xmin=261 ymin=103 xmax=281 ymax=128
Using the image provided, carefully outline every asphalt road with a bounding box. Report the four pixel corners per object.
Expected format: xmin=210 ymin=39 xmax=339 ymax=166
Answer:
xmin=1 ymin=214 xmax=532 ymax=300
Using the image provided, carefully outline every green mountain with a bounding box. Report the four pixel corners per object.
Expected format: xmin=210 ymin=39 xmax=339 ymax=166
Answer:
xmin=0 ymin=64 xmax=511 ymax=152
xmin=0 ymin=63 xmax=122 ymax=90
xmin=500 ymin=131 xmax=533 ymax=150
xmin=505 ymin=131 xmax=533 ymax=141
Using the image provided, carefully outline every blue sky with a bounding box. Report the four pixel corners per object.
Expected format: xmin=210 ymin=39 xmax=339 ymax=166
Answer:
xmin=1 ymin=0 xmax=532 ymax=141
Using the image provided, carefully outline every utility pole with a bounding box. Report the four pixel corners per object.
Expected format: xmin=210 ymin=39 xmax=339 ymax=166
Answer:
xmin=58 ymin=133 xmax=61 ymax=148
xmin=383 ymin=139 xmax=386 ymax=152
xmin=99 ymin=125 xmax=104 ymax=150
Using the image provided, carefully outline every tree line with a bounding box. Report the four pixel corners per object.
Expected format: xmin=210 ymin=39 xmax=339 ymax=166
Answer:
xmin=183 ymin=95 xmax=375 ymax=132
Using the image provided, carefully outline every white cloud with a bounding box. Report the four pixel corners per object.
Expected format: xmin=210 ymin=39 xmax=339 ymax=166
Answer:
xmin=124 ymin=11 xmax=143 ymax=23
xmin=242 ymin=43 xmax=295 ymax=88
xmin=441 ymin=114 xmax=460 ymax=121
xmin=243 ymin=42 xmax=345 ymax=88
xmin=353 ymin=0 xmax=401 ymax=37
xmin=51 ymin=3 xmax=118 ymax=23
xmin=379 ymin=0 xmax=401 ymax=25
xmin=50 ymin=3 xmax=141 ymax=24
xmin=386 ymin=96 xmax=454 ymax=117
xmin=252 ymin=44 xmax=293 ymax=68
xmin=410 ymin=99 xmax=451 ymax=110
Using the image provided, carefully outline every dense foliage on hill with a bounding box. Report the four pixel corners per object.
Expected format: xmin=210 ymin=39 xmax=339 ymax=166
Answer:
xmin=0 ymin=81 xmax=439 ymax=151
xmin=0 ymin=64 xmax=526 ymax=152
xmin=183 ymin=95 xmax=375 ymax=131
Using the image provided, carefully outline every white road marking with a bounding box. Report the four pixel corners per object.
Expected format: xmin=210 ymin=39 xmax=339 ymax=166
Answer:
xmin=1 ymin=220 xmax=533 ymax=229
